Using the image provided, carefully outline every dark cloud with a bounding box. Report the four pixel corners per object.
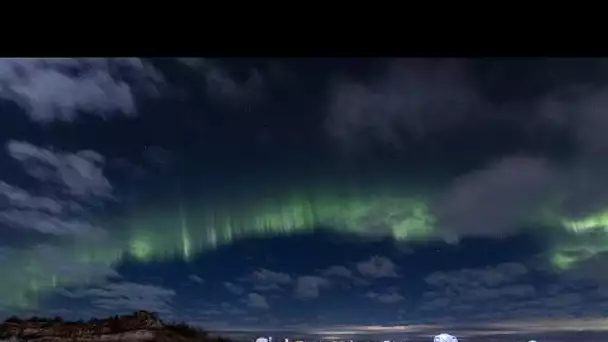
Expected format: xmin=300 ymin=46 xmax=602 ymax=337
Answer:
xmin=325 ymin=58 xmax=485 ymax=151
xmin=321 ymin=265 xmax=353 ymax=278
xmin=323 ymin=58 xmax=608 ymax=245
xmin=7 ymin=141 xmax=113 ymax=201
xmin=177 ymin=58 xmax=265 ymax=108
xmin=0 ymin=138 xmax=121 ymax=311
xmin=244 ymin=268 xmax=292 ymax=292
xmin=416 ymin=260 xmax=608 ymax=321
xmin=219 ymin=302 xmax=246 ymax=315
xmin=0 ymin=140 xmax=117 ymax=240
xmin=0 ymin=181 xmax=62 ymax=214
xmin=142 ymin=146 xmax=173 ymax=167
xmin=66 ymin=282 xmax=175 ymax=315
xmin=107 ymin=157 xmax=149 ymax=180
xmin=224 ymin=282 xmax=245 ymax=295
xmin=0 ymin=141 xmax=113 ymax=238
xmin=530 ymin=83 xmax=608 ymax=219
xmin=0 ymin=58 xmax=164 ymax=123
xmin=436 ymin=156 xmax=560 ymax=238
xmin=423 ymin=263 xmax=531 ymax=304
xmin=0 ymin=209 xmax=105 ymax=236
xmin=245 ymin=293 xmax=269 ymax=309
xmin=365 ymin=289 xmax=405 ymax=304
xmin=108 ymin=146 xmax=174 ymax=182
xmin=319 ymin=265 xmax=369 ymax=289
xmin=534 ymin=83 xmax=608 ymax=159
xmin=294 ymin=276 xmax=330 ymax=300
xmin=356 ymin=256 xmax=399 ymax=278
xmin=194 ymin=302 xmax=247 ymax=318
xmin=425 ymin=262 xmax=529 ymax=289
xmin=478 ymin=283 xmax=607 ymax=322
xmin=561 ymin=252 xmax=608 ymax=284
xmin=193 ymin=308 xmax=222 ymax=317
xmin=189 ymin=275 xmax=205 ymax=284
xmin=323 ymin=60 xmax=608 ymax=243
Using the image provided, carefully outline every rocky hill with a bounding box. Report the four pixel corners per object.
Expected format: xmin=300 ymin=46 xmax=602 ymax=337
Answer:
xmin=0 ymin=311 xmax=229 ymax=342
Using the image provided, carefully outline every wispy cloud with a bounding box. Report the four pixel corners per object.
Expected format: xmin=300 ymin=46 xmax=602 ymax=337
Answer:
xmin=0 ymin=139 xmax=119 ymax=310
xmin=245 ymin=293 xmax=269 ymax=309
xmin=320 ymin=265 xmax=369 ymax=288
xmin=324 ymin=58 xmax=483 ymax=152
xmin=224 ymin=282 xmax=244 ymax=295
xmin=294 ymin=276 xmax=330 ymax=300
xmin=7 ymin=141 xmax=113 ymax=201
xmin=0 ymin=209 xmax=105 ymax=237
xmin=0 ymin=58 xmax=164 ymax=123
xmin=63 ymin=282 xmax=176 ymax=315
xmin=189 ymin=275 xmax=205 ymax=284
xmin=244 ymin=268 xmax=292 ymax=292
xmin=321 ymin=265 xmax=353 ymax=278
xmin=416 ymin=261 xmax=608 ymax=321
xmin=0 ymin=181 xmax=62 ymax=214
xmin=0 ymin=141 xmax=112 ymax=237
xmin=365 ymin=289 xmax=405 ymax=304
xmin=177 ymin=58 xmax=265 ymax=108
xmin=356 ymin=256 xmax=399 ymax=278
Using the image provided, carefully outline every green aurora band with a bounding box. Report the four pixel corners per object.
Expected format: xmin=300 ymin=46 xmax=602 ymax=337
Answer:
xmin=125 ymin=192 xmax=436 ymax=262
xmin=4 ymin=182 xmax=608 ymax=311
xmin=2 ymin=184 xmax=436 ymax=310
xmin=550 ymin=211 xmax=608 ymax=270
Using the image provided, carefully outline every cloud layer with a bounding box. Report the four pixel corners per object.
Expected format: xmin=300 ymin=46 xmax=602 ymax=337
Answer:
xmin=357 ymin=256 xmax=399 ymax=278
xmin=325 ymin=59 xmax=484 ymax=151
xmin=0 ymin=58 xmax=163 ymax=123
xmin=8 ymin=141 xmax=112 ymax=200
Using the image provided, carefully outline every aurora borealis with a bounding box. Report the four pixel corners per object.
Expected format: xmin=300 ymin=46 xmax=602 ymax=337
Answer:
xmin=2 ymin=58 xmax=608 ymax=341
xmin=4 ymin=180 xmax=606 ymax=312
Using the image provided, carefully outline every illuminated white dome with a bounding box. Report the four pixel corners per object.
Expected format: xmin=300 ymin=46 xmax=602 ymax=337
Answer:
xmin=433 ymin=333 xmax=458 ymax=342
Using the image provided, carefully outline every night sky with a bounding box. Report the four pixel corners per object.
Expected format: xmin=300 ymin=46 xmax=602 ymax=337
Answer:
xmin=1 ymin=58 xmax=608 ymax=341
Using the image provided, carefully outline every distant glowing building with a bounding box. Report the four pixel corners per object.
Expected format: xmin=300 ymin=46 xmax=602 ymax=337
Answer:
xmin=434 ymin=333 xmax=458 ymax=342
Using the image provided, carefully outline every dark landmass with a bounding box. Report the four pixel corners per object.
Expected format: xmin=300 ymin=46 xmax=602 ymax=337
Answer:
xmin=0 ymin=310 xmax=233 ymax=342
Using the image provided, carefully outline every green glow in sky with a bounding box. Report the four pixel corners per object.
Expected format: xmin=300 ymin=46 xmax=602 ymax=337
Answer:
xmin=124 ymin=190 xmax=437 ymax=263
xmin=0 ymin=184 xmax=440 ymax=310
xmin=130 ymin=238 xmax=153 ymax=260
xmin=561 ymin=211 xmax=608 ymax=233
xmin=551 ymin=251 xmax=581 ymax=271
xmin=6 ymin=182 xmax=608 ymax=311
xmin=547 ymin=210 xmax=608 ymax=270
xmin=0 ymin=243 xmax=124 ymax=310
xmin=548 ymin=243 xmax=607 ymax=271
